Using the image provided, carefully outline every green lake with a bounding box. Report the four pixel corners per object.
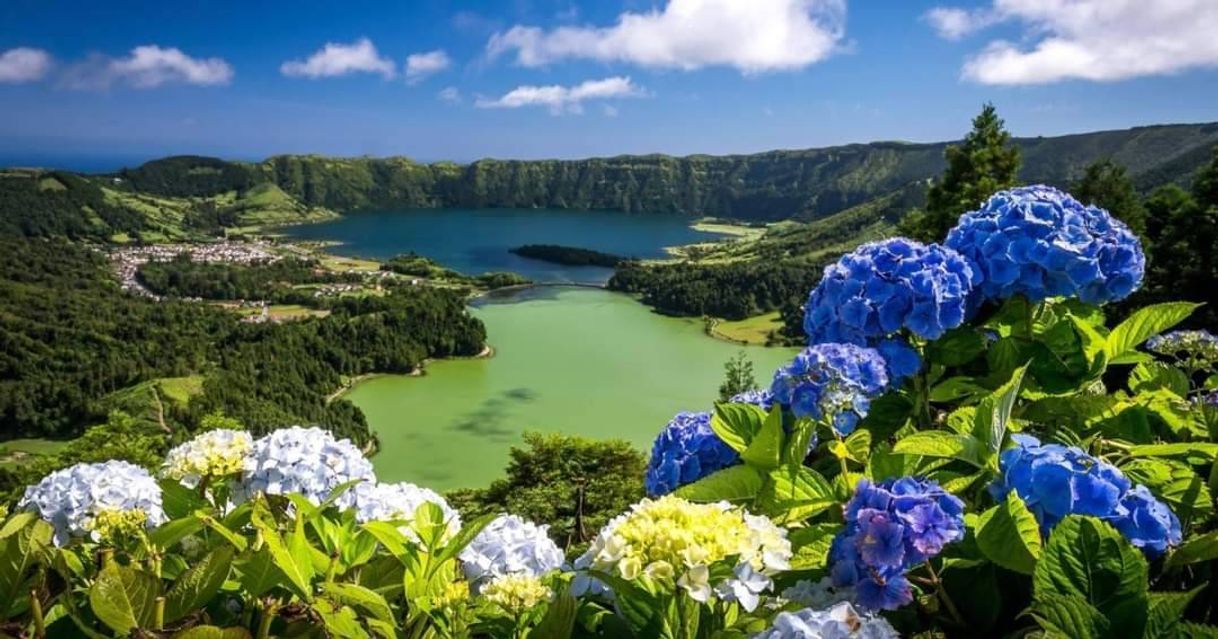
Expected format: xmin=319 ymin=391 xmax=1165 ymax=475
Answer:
xmin=347 ymin=287 xmax=797 ymax=490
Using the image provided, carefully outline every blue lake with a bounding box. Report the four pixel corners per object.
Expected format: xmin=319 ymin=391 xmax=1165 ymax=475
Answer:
xmin=277 ymin=208 xmax=726 ymax=283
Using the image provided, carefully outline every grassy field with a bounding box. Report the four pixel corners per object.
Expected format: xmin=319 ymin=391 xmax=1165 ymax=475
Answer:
xmin=319 ymin=254 xmax=382 ymax=272
xmin=268 ymin=304 xmax=330 ymax=320
xmin=157 ymin=375 xmax=205 ymax=404
xmin=0 ymin=438 xmax=71 ymax=468
xmin=710 ymin=312 xmax=784 ymax=345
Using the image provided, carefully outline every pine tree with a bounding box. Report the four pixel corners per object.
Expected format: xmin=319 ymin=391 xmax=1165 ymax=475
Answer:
xmin=1073 ymin=158 xmax=1147 ymax=236
xmin=718 ymin=351 xmax=757 ymax=402
xmin=899 ymin=103 xmax=1022 ymax=243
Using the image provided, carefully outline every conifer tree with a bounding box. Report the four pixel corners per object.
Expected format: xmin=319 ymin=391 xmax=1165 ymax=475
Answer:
xmin=899 ymin=103 xmax=1021 ymax=242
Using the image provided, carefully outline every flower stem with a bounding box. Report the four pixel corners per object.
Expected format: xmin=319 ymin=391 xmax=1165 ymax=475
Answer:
xmin=256 ymin=599 xmax=278 ymax=639
xmin=924 ymin=561 xmax=965 ymax=627
xmin=153 ymin=596 xmax=165 ymax=630
xmin=30 ymin=590 xmax=46 ymax=639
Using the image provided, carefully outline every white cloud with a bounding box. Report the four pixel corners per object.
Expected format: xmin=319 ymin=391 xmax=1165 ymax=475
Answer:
xmin=0 ymin=47 xmax=52 ymax=83
xmin=476 ymin=76 xmax=645 ymax=115
xmin=60 ymin=45 xmax=232 ymax=89
xmin=281 ymin=38 xmax=395 ymax=79
xmin=405 ymin=50 xmax=451 ymax=84
xmin=927 ymin=0 xmax=1218 ymax=84
xmin=437 ymin=86 xmax=462 ymax=103
xmin=486 ymin=0 xmax=846 ymax=74
xmin=923 ymin=7 xmax=998 ymax=40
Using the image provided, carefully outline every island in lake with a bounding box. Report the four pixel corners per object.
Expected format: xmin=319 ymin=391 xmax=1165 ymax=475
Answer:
xmin=508 ymin=244 xmax=633 ymax=268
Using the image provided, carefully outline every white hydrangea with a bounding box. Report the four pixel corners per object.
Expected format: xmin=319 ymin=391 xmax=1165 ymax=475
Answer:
xmin=753 ymin=602 xmax=899 ymax=639
xmin=459 ymin=514 xmax=565 ymax=587
xmin=782 ymin=578 xmax=857 ymax=610
xmin=162 ymin=429 xmax=254 ymax=488
xmin=352 ymin=481 xmax=462 ymax=543
xmin=233 ymin=426 xmax=375 ymax=510
xmin=19 ymin=461 xmax=166 ymax=546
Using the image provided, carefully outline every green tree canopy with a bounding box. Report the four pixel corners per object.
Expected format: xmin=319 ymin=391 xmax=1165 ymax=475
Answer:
xmin=1073 ymin=158 xmax=1148 ymax=236
xmin=899 ymin=103 xmax=1022 ymax=243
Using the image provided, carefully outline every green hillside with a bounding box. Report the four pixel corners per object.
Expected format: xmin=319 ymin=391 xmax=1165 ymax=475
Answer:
xmin=110 ymin=121 xmax=1218 ymax=222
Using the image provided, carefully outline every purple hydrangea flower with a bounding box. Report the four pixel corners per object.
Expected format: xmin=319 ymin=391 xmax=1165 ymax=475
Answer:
xmin=645 ymin=411 xmax=740 ymax=496
xmin=945 ymin=185 xmax=1145 ymax=305
xmin=804 ymin=238 xmax=978 ymax=344
xmin=770 ymin=343 xmax=889 ymax=436
xmin=990 ymin=434 xmax=1182 ymax=556
xmin=829 ymin=477 xmax=965 ymax=611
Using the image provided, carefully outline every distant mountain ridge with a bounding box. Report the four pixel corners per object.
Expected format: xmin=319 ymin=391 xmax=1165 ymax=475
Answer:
xmin=114 ymin=121 xmax=1218 ymax=222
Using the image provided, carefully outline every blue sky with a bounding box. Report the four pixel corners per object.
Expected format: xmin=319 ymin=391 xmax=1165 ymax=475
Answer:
xmin=2 ymin=0 xmax=1216 ymax=168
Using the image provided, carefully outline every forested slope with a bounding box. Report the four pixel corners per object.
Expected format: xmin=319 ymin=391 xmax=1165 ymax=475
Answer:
xmin=112 ymin=121 xmax=1218 ymax=221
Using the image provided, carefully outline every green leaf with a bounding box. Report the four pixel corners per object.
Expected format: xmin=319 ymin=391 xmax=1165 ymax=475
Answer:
xmin=1166 ymin=530 xmax=1218 ymax=568
xmin=1181 ymin=623 xmax=1218 ymax=638
xmin=198 ymin=513 xmax=248 ymax=552
xmin=1106 ymin=302 xmax=1201 ymax=361
xmin=532 ymin=587 xmax=579 ymax=639
xmin=0 ymin=518 xmax=51 ymax=620
xmin=1129 ymin=362 xmax=1191 ymax=397
xmin=1033 ymin=516 xmax=1149 ymax=638
xmin=783 ymin=418 xmax=816 ymax=467
xmin=892 ymin=430 xmax=986 ymax=467
xmin=149 ymin=515 xmax=205 ymax=550
xmin=0 ymin=512 xmax=37 ymax=540
xmin=674 ymin=465 xmax=764 ymax=504
xmin=1031 ymin=592 xmax=1110 ymax=639
xmin=586 ymin=571 xmax=665 ymax=638
xmin=711 ymin=403 xmax=766 ymax=453
xmin=975 ymin=492 xmax=1042 ymax=575
xmin=165 ymin=544 xmax=234 ymax=623
xmin=843 ymin=429 xmax=872 ymax=464
xmin=972 ymin=365 xmax=1027 ymax=458
xmin=786 ymin=524 xmax=841 ymax=570
xmin=170 ymin=626 xmax=253 ymax=639
xmin=757 ymin=466 xmax=838 ymax=524
xmin=235 ymin=547 xmax=283 ymax=598
xmin=740 ymin=405 xmax=784 ymax=470
xmin=1121 ymin=458 xmax=1213 ymax=521
xmin=89 ymin=565 xmax=161 ymax=635
xmin=250 ymin=499 xmax=313 ymax=602
xmin=160 ymin=480 xmax=209 ymax=520
xmin=1144 ymin=588 xmax=1203 ymax=639
xmin=929 ymin=376 xmax=990 ymax=403
xmin=319 ymin=583 xmax=393 ymax=623
xmin=313 ymin=598 xmax=370 ymax=639
xmin=1128 ymin=442 xmax=1218 ymax=463
xmin=435 ymin=512 xmax=496 ymax=565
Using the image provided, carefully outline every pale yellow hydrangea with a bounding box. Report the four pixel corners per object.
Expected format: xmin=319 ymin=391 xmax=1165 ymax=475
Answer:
xmin=481 ymin=573 xmax=552 ymax=614
xmin=431 ymin=580 xmax=471 ymax=609
xmin=574 ymin=495 xmax=791 ymax=608
xmin=86 ymin=508 xmax=149 ymax=544
xmin=162 ymin=429 xmax=253 ymax=487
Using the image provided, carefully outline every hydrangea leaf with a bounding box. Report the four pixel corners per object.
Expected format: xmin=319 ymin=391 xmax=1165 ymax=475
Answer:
xmin=929 ymin=376 xmax=990 ymax=403
xmin=89 ymin=565 xmax=161 ymax=635
xmin=1120 ymin=458 xmax=1213 ymax=521
xmin=1106 ymin=302 xmax=1202 ymax=361
xmin=972 ymin=365 xmax=1027 ymax=460
xmin=975 ymin=493 xmax=1041 ymax=574
xmin=250 ymin=499 xmax=314 ymax=602
xmin=434 ymin=512 xmax=496 ymax=565
xmin=1166 ymin=530 xmax=1218 ymax=568
xmin=710 ymin=403 xmax=766 ymax=453
xmin=1033 ymin=516 xmax=1148 ymax=638
xmin=159 ymin=479 xmax=210 ymax=521
xmin=892 ymin=430 xmax=987 ymax=468
xmin=1144 ymin=587 xmax=1204 ymax=639
xmin=925 ymin=327 xmax=987 ymax=367
xmin=740 ymin=405 xmax=784 ymax=470
xmin=0 ymin=520 xmax=51 ymax=620
xmin=1129 ymin=362 xmax=1191 ymax=397
xmin=673 ymin=465 xmax=764 ymax=505
xmin=169 ymin=626 xmax=254 ymax=639
xmin=786 ymin=524 xmax=841 ymax=570
xmin=1128 ymin=442 xmax=1218 ymax=464
xmin=757 ymin=466 xmax=837 ymax=524
xmin=318 ymin=583 xmax=394 ymax=623
xmin=164 ymin=545 xmax=235 ymax=623
xmin=1030 ymin=592 xmax=1110 ymax=639
xmin=235 ymin=547 xmax=284 ymax=598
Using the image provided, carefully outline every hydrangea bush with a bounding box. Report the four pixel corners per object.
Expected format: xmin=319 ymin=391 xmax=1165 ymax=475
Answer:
xmin=3 ymin=184 xmax=1218 ymax=638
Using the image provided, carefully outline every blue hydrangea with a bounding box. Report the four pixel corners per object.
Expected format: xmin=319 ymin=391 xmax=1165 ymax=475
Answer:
xmin=753 ymin=602 xmax=899 ymax=639
xmin=875 ymin=338 xmax=922 ymax=387
xmin=234 ymin=426 xmax=375 ymax=510
xmin=459 ymin=514 xmax=565 ymax=587
xmin=945 ymin=185 xmax=1145 ymax=305
xmin=990 ymin=434 xmax=1182 ymax=556
xmin=770 ymin=344 xmax=889 ymax=436
xmin=804 ymin=238 xmax=978 ymax=344
xmin=730 ymin=389 xmax=775 ymax=411
xmin=645 ymin=411 xmax=740 ymax=496
xmin=829 ymin=477 xmax=965 ymax=611
xmin=20 ymin=461 xmax=167 ymax=546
